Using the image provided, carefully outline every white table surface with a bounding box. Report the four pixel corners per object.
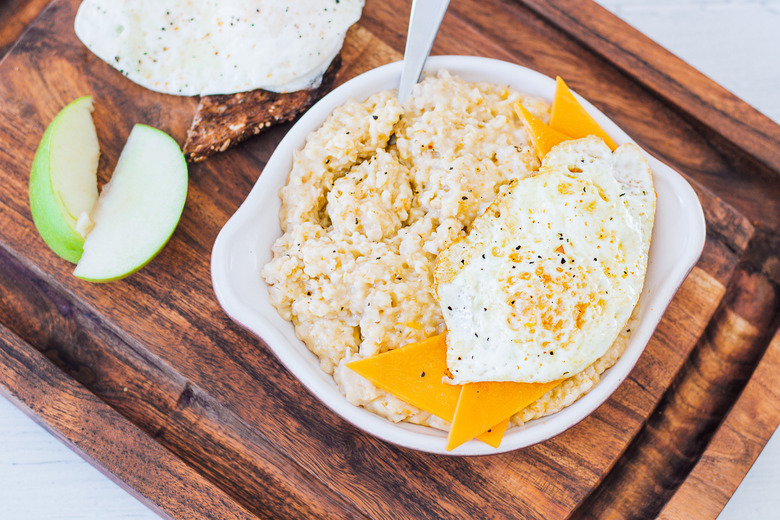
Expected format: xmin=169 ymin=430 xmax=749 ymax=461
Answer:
xmin=1 ymin=1 xmax=779 ymax=518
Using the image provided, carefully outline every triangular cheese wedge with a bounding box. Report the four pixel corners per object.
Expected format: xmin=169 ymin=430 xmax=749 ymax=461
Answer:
xmin=446 ymin=379 xmax=562 ymax=451
xmin=550 ymin=77 xmax=617 ymax=150
xmin=477 ymin=418 xmax=509 ymax=448
xmin=347 ymin=334 xmax=507 ymax=446
xmin=514 ymin=103 xmax=573 ymax=160
xmin=347 ymin=334 xmax=460 ymax=420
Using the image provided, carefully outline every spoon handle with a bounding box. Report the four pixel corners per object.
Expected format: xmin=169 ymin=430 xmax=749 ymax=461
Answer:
xmin=397 ymin=0 xmax=450 ymax=102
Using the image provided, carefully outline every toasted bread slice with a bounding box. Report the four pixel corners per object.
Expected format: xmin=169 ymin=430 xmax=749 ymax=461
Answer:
xmin=184 ymin=56 xmax=341 ymax=162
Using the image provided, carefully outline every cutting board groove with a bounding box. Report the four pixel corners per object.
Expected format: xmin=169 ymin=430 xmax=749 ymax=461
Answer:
xmin=0 ymin=244 xmax=371 ymax=520
xmin=0 ymin=322 xmax=258 ymax=520
xmin=0 ymin=0 xmax=778 ymax=519
xmin=573 ymin=266 xmax=779 ymax=519
xmin=659 ymin=328 xmax=780 ymax=519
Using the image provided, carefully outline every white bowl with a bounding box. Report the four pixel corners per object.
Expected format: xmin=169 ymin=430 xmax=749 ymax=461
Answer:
xmin=211 ymin=56 xmax=706 ymax=455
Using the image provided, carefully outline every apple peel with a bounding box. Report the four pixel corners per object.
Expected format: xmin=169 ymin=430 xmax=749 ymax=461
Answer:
xmin=29 ymin=96 xmax=188 ymax=281
xmin=73 ymin=124 xmax=188 ymax=282
xmin=29 ymin=96 xmax=99 ymax=263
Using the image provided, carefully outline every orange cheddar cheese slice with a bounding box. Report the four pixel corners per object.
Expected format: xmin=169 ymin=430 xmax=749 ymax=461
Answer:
xmin=446 ymin=379 xmax=562 ymax=451
xmin=346 ymin=333 xmax=460 ymax=421
xmin=514 ymin=103 xmax=573 ymax=160
xmin=347 ymin=334 xmax=507 ymax=446
xmin=550 ymin=77 xmax=617 ymax=150
xmin=477 ymin=418 xmax=509 ymax=448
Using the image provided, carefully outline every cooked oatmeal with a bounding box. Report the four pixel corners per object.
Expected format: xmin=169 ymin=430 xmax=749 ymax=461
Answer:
xmin=261 ymin=71 xmax=630 ymax=430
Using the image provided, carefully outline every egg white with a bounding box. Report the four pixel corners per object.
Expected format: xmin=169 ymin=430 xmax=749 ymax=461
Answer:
xmin=435 ymin=137 xmax=655 ymax=383
xmin=74 ymin=0 xmax=364 ymax=96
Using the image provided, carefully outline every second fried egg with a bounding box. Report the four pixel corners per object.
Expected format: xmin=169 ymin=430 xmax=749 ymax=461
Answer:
xmin=74 ymin=0 xmax=364 ymax=96
xmin=434 ymin=137 xmax=655 ymax=384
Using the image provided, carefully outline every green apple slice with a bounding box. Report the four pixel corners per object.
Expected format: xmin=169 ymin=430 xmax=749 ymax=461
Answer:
xmin=73 ymin=124 xmax=188 ymax=282
xmin=29 ymin=96 xmax=100 ymax=263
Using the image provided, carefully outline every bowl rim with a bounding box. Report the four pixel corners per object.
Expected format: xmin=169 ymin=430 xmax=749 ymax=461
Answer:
xmin=211 ymin=55 xmax=707 ymax=455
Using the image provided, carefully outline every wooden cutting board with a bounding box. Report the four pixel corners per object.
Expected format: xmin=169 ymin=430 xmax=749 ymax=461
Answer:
xmin=0 ymin=1 xmax=778 ymax=519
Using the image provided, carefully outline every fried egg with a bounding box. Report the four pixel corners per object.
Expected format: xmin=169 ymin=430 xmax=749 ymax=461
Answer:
xmin=74 ymin=0 xmax=364 ymax=96
xmin=434 ymin=137 xmax=655 ymax=383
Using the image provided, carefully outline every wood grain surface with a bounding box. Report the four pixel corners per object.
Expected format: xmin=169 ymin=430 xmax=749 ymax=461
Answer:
xmin=0 ymin=0 xmax=49 ymax=56
xmin=0 ymin=323 xmax=257 ymax=520
xmin=0 ymin=0 xmax=778 ymax=519
xmin=659 ymin=328 xmax=780 ymax=519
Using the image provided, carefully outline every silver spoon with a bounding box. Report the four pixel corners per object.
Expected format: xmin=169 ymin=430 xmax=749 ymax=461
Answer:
xmin=397 ymin=0 xmax=451 ymax=102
